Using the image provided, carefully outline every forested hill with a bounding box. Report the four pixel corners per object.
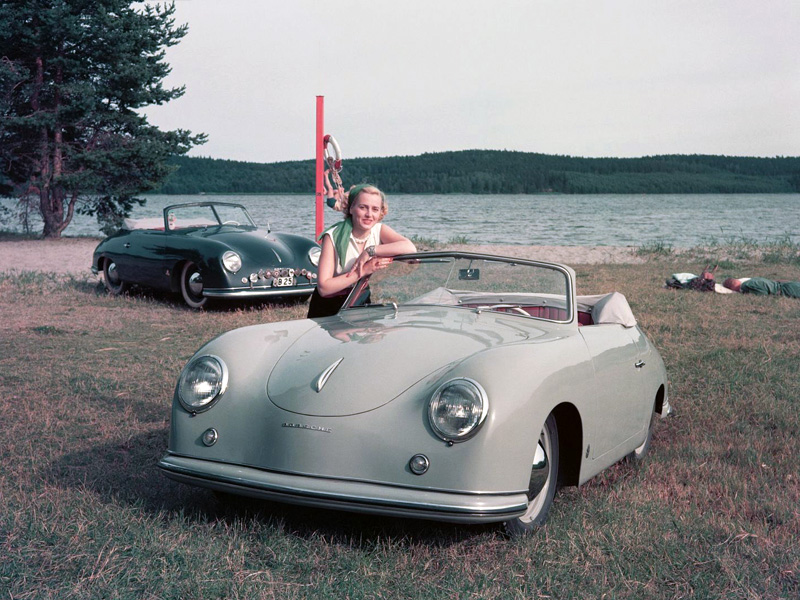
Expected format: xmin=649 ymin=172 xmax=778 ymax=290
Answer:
xmin=157 ymin=151 xmax=800 ymax=194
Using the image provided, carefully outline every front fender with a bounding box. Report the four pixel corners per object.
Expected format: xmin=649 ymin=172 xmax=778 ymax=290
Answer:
xmin=432 ymin=333 xmax=595 ymax=493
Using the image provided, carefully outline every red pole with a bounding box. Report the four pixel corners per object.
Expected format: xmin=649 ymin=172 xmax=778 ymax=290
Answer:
xmin=315 ymin=96 xmax=324 ymax=239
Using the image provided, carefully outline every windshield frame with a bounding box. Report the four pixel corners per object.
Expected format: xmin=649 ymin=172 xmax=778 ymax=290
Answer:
xmin=341 ymin=251 xmax=576 ymax=325
xmin=162 ymin=202 xmax=257 ymax=231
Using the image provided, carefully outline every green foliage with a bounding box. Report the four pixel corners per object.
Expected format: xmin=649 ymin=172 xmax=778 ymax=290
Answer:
xmin=88 ymin=194 xmax=146 ymax=237
xmin=686 ymin=235 xmax=800 ymax=267
xmin=0 ymin=229 xmax=38 ymax=241
xmin=409 ymin=235 xmax=441 ymax=251
xmin=447 ymin=234 xmax=470 ymax=245
xmin=0 ymin=1 xmax=205 ymax=238
xmin=635 ymin=240 xmax=674 ymax=257
xmin=761 ymin=236 xmax=800 ymax=265
xmin=159 ymin=151 xmax=800 ymax=195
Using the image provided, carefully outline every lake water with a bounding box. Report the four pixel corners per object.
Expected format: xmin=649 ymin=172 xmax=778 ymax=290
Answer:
xmin=2 ymin=193 xmax=799 ymax=247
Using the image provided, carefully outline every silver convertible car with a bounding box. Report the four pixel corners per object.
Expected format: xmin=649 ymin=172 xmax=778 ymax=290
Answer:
xmin=159 ymin=252 xmax=670 ymax=534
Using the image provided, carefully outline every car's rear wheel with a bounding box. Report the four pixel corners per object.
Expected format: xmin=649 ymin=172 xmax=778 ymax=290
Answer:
xmin=180 ymin=261 xmax=208 ymax=309
xmin=102 ymin=259 xmax=128 ymax=295
xmin=628 ymin=399 xmax=657 ymax=462
xmin=504 ymin=413 xmax=559 ymax=536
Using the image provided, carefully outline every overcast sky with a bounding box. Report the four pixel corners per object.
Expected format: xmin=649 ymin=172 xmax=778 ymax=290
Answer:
xmin=142 ymin=0 xmax=800 ymax=163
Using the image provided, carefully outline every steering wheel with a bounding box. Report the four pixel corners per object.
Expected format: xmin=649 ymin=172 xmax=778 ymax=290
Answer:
xmin=222 ymin=220 xmax=240 ymax=225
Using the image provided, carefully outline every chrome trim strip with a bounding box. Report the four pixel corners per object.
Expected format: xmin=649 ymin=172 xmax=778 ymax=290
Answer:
xmin=313 ymin=357 xmax=344 ymax=393
xmin=202 ymin=286 xmax=314 ymax=298
xmin=158 ymin=455 xmax=528 ymax=522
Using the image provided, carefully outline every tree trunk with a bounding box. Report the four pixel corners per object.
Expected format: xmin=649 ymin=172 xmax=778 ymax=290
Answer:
xmin=39 ymin=57 xmax=72 ymax=238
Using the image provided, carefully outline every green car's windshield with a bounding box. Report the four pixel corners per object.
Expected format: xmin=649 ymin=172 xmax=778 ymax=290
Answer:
xmin=344 ymin=254 xmax=573 ymax=322
xmin=164 ymin=203 xmax=255 ymax=231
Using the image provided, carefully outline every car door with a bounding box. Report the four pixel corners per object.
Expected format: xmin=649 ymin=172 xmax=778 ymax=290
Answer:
xmin=118 ymin=229 xmax=169 ymax=288
xmin=579 ymin=324 xmax=648 ymax=458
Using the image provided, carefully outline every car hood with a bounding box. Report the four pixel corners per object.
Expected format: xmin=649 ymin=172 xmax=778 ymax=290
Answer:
xmin=185 ymin=227 xmax=313 ymax=261
xmin=267 ymin=306 xmax=550 ymax=417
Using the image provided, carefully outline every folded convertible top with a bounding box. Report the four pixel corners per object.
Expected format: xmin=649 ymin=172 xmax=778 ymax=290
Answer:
xmin=576 ymin=292 xmax=637 ymax=328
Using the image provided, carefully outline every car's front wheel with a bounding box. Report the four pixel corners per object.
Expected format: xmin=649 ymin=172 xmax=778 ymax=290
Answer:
xmin=504 ymin=414 xmax=559 ymax=536
xmin=180 ymin=261 xmax=208 ymax=309
xmin=102 ymin=259 xmax=128 ymax=295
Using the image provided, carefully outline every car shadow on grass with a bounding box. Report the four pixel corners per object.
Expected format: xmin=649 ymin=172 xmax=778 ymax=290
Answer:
xmin=91 ymin=279 xmax=310 ymax=312
xmin=47 ymin=428 xmax=497 ymax=546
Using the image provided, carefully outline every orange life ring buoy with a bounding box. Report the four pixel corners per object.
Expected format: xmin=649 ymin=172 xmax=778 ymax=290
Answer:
xmin=323 ymin=134 xmax=342 ymax=172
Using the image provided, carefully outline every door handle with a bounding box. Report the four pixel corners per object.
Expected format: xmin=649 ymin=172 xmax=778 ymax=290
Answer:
xmin=635 ymin=360 xmax=646 ymax=368
xmin=123 ymin=243 xmax=131 ymax=248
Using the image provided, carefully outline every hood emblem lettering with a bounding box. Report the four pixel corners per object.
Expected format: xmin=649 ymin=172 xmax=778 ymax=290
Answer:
xmin=282 ymin=422 xmax=331 ymax=434
xmin=313 ymin=357 xmax=344 ymax=393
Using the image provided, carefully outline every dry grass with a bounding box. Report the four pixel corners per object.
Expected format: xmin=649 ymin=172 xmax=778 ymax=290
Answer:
xmin=1 ymin=259 xmax=799 ymax=599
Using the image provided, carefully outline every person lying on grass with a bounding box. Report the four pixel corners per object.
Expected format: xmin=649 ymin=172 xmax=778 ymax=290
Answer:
xmin=665 ymin=266 xmax=717 ymax=292
xmin=722 ymin=277 xmax=800 ymax=298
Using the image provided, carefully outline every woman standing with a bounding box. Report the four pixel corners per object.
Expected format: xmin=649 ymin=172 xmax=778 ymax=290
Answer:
xmin=308 ymin=183 xmax=416 ymax=318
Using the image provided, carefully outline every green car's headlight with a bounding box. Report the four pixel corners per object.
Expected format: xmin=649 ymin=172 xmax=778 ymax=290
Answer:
xmin=428 ymin=378 xmax=489 ymax=442
xmin=308 ymin=246 xmax=321 ymax=267
xmin=178 ymin=355 xmax=228 ymax=413
xmin=222 ymin=251 xmax=242 ymax=273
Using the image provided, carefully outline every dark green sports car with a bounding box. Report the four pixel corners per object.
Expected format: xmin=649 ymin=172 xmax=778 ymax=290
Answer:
xmin=92 ymin=201 xmax=320 ymax=308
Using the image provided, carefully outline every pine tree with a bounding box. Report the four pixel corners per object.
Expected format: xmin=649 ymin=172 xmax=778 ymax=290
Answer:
xmin=0 ymin=0 xmax=205 ymax=237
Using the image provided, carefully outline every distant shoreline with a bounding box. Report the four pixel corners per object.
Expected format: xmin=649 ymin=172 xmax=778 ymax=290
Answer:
xmin=158 ymin=151 xmax=800 ymax=195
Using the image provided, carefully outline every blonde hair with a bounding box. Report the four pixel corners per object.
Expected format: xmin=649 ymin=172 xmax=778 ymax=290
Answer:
xmin=342 ymin=184 xmax=388 ymax=220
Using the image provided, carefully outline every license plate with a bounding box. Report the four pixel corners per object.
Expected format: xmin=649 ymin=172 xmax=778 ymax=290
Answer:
xmin=272 ymin=276 xmax=295 ymax=287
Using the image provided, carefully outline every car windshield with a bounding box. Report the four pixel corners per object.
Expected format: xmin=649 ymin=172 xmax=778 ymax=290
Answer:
xmin=164 ymin=203 xmax=255 ymax=231
xmin=344 ymin=254 xmax=573 ymax=322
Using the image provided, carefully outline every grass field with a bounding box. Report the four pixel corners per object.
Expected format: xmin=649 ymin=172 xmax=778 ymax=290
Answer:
xmin=1 ymin=253 xmax=799 ymax=599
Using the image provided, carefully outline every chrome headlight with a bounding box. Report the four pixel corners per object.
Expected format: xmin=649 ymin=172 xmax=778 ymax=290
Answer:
xmin=222 ymin=251 xmax=242 ymax=273
xmin=177 ymin=355 xmax=228 ymax=413
xmin=308 ymin=246 xmax=321 ymax=267
xmin=428 ymin=378 xmax=489 ymax=442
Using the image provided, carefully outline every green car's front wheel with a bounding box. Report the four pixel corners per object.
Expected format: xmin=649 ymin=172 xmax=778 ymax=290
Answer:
xmin=102 ymin=259 xmax=129 ymax=295
xmin=504 ymin=413 xmax=559 ymax=536
xmin=180 ymin=261 xmax=208 ymax=309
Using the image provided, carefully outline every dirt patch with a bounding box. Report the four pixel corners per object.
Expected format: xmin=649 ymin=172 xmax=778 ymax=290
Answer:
xmin=0 ymin=238 xmax=102 ymax=277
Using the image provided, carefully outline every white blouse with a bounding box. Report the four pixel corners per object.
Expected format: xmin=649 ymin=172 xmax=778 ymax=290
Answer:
xmin=323 ymin=223 xmax=382 ymax=276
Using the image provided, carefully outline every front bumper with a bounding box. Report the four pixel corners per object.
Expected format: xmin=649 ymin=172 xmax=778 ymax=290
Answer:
xmin=202 ymin=284 xmax=315 ymax=298
xmin=158 ymin=454 xmax=528 ymax=523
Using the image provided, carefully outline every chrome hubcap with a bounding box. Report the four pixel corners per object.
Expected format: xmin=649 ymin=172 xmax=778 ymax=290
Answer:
xmin=107 ymin=262 xmax=120 ymax=284
xmin=520 ymin=427 xmax=551 ymax=523
xmin=188 ymin=271 xmax=203 ymax=296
